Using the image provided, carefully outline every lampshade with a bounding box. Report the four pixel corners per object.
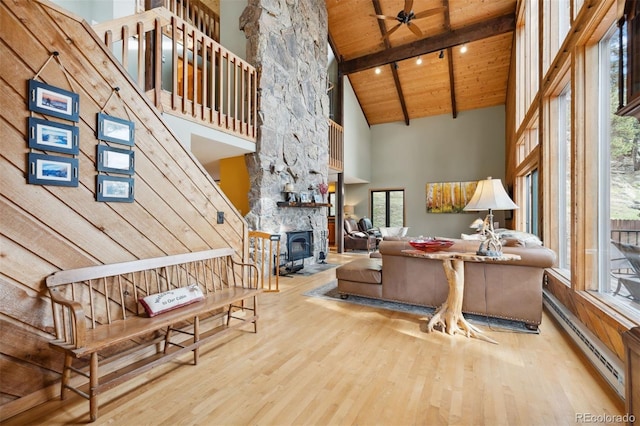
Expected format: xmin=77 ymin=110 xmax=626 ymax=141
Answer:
xmin=344 ymin=205 xmax=355 ymax=216
xmin=464 ymin=177 xmax=518 ymax=212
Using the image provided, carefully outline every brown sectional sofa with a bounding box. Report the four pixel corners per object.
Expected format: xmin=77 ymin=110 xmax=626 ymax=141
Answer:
xmin=336 ymin=238 xmax=556 ymax=329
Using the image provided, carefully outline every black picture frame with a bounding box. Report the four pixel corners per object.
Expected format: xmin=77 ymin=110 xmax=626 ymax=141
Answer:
xmin=97 ymin=145 xmax=134 ymax=175
xmin=27 ymin=153 xmax=79 ymax=187
xmin=28 ymin=79 xmax=79 ymax=122
xmin=96 ymin=175 xmax=134 ymax=202
xmin=28 ymin=117 xmax=79 ymax=155
xmin=97 ymin=112 xmax=135 ymax=146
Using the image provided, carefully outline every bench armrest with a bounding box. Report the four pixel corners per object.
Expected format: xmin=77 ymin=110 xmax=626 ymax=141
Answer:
xmin=49 ymin=288 xmax=86 ymax=349
xmin=229 ymin=258 xmax=260 ymax=289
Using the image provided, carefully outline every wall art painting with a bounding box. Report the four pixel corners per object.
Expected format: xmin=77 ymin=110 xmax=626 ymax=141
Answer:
xmin=28 ymin=79 xmax=79 ymax=122
xmin=97 ymin=145 xmax=134 ymax=175
xmin=28 ymin=117 xmax=79 ymax=155
xmin=426 ymin=180 xmax=478 ymax=213
xmin=97 ymin=112 xmax=135 ymax=146
xmin=96 ymin=175 xmax=134 ymax=202
xmin=27 ymin=153 xmax=78 ymax=187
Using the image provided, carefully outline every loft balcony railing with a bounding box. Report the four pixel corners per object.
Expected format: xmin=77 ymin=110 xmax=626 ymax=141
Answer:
xmin=164 ymin=0 xmax=220 ymax=42
xmin=94 ymin=7 xmax=344 ymax=166
xmin=328 ymin=119 xmax=344 ymax=172
xmin=93 ymin=7 xmax=256 ymax=142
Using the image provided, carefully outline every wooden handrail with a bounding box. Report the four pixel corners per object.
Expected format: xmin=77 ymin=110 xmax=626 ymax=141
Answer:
xmin=93 ymin=8 xmax=256 ymax=143
xmin=328 ymin=119 xmax=344 ymax=172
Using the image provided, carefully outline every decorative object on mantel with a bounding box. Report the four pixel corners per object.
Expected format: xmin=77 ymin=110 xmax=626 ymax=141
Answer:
xmin=463 ymin=177 xmax=519 ymax=256
xmin=318 ymin=182 xmax=329 ymax=202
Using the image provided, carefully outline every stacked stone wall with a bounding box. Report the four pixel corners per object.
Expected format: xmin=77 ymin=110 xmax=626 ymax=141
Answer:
xmin=240 ymin=0 xmax=330 ymax=264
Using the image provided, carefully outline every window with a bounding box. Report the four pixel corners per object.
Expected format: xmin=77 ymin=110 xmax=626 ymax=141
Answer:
xmin=371 ymin=190 xmax=405 ymax=228
xmin=597 ymin=24 xmax=640 ymax=313
xmin=558 ymin=85 xmax=572 ymax=272
xmin=524 ymin=169 xmax=539 ymax=236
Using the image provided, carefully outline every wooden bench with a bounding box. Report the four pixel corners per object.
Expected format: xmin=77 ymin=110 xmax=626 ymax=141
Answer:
xmin=46 ymin=248 xmax=260 ymax=422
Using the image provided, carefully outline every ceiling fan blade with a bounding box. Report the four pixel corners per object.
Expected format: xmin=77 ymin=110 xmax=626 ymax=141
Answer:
xmin=407 ymin=21 xmax=423 ymax=38
xmin=371 ymin=13 xmax=398 ymax=21
xmin=413 ymin=7 xmax=445 ymax=19
xmin=404 ymin=0 xmax=414 ymax=15
xmin=383 ymin=23 xmax=402 ymax=39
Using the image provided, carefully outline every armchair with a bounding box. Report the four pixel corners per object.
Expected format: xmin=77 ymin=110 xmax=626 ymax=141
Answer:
xmin=344 ymin=218 xmax=377 ymax=252
xmin=358 ymin=217 xmax=382 ymax=239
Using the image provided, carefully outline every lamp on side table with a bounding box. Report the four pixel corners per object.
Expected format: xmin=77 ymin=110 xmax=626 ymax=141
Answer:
xmin=463 ymin=177 xmax=518 ymax=257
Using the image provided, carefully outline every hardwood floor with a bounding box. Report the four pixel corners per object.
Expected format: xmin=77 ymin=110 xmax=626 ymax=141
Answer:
xmin=4 ymin=251 xmax=625 ymax=425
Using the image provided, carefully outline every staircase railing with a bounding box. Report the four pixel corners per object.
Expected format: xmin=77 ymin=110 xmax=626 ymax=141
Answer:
xmin=93 ymin=7 xmax=257 ymax=142
xmin=328 ymin=119 xmax=344 ymax=172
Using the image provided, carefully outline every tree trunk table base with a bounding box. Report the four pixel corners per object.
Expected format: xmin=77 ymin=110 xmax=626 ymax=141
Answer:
xmin=403 ymin=250 xmax=521 ymax=344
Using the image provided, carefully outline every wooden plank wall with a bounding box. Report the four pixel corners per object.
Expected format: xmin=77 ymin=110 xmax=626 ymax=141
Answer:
xmin=0 ymin=0 xmax=248 ymax=418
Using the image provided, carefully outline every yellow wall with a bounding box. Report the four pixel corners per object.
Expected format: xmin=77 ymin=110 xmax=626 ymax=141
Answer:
xmin=220 ymin=155 xmax=250 ymax=215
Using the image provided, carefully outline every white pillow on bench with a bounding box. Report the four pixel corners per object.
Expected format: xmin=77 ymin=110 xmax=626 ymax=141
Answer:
xmin=140 ymin=284 xmax=204 ymax=317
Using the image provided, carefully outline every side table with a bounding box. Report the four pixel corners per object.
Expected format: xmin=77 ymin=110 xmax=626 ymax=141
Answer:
xmin=402 ymin=250 xmax=521 ymax=344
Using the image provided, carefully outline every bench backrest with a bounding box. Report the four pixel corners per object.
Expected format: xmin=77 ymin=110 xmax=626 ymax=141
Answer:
xmin=47 ymin=248 xmax=246 ymax=333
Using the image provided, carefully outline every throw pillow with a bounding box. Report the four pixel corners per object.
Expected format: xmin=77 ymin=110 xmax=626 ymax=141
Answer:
xmin=140 ymin=284 xmax=204 ymax=317
xmin=498 ymin=230 xmax=543 ymax=247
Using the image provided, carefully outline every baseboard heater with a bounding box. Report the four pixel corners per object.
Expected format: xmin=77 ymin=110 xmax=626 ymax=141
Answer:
xmin=543 ymin=290 xmax=625 ymax=399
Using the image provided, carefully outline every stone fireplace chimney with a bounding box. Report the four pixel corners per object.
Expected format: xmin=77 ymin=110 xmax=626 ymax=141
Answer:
xmin=240 ymin=0 xmax=330 ymax=265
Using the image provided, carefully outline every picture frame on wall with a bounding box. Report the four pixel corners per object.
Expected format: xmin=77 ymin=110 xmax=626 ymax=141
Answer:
xmin=28 ymin=117 xmax=79 ymax=155
xmin=97 ymin=112 xmax=135 ymax=146
xmin=28 ymin=79 xmax=79 ymax=122
xmin=27 ymin=153 xmax=78 ymax=187
xmin=97 ymin=145 xmax=134 ymax=175
xmin=96 ymin=175 xmax=134 ymax=202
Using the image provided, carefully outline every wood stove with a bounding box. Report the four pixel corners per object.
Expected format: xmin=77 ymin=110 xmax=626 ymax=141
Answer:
xmin=286 ymin=230 xmax=313 ymax=261
xmin=277 ymin=230 xmax=313 ymax=275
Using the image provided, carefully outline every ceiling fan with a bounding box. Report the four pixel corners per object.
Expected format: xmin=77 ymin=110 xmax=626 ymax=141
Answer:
xmin=372 ymin=0 xmax=444 ymax=39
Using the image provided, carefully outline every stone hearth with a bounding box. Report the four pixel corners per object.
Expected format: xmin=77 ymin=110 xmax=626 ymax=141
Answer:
xmin=240 ymin=0 xmax=330 ymax=264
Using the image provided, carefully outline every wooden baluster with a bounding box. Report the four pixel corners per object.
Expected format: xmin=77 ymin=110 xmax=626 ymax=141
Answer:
xmin=171 ymin=17 xmax=179 ymax=110
xmin=154 ymin=17 xmax=163 ymax=108
xmin=137 ymin=22 xmax=144 ymax=86
xmin=121 ymin=25 xmax=129 ymax=70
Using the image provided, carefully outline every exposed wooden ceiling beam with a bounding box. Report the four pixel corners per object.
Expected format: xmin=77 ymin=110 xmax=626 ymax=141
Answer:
xmin=443 ymin=0 xmax=457 ymax=118
xmin=338 ymin=13 xmax=516 ymax=75
xmin=372 ymin=0 xmax=410 ymax=125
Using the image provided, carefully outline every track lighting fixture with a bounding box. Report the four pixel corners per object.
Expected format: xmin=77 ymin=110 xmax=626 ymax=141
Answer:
xmin=460 ymin=44 xmax=467 ymax=53
xmin=439 ymin=50 xmax=444 ymax=59
xmin=416 ymin=56 xmax=423 ymax=65
xmin=375 ymin=67 xmax=381 ymax=74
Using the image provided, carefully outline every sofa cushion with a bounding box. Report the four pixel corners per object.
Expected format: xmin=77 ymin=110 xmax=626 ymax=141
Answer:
xmin=336 ymin=258 xmax=382 ymax=284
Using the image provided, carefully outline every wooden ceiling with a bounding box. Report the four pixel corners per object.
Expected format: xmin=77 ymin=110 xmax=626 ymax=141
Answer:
xmin=327 ymin=0 xmax=517 ymax=125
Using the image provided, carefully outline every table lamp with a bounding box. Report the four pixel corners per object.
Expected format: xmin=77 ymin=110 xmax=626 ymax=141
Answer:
xmin=344 ymin=205 xmax=355 ymax=218
xmin=463 ymin=177 xmax=518 ymax=256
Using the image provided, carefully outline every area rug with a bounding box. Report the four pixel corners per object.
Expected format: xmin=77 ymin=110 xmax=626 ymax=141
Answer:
xmin=288 ymin=263 xmax=339 ymax=276
xmin=303 ymin=280 xmax=540 ymax=334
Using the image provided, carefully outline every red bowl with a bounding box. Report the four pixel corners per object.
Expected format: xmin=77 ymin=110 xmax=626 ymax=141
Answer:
xmin=409 ymin=239 xmax=455 ymax=252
